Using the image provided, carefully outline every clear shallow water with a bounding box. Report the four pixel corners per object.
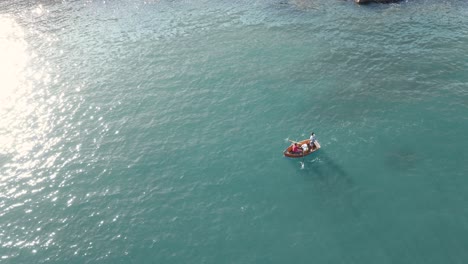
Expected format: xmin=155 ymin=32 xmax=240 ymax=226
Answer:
xmin=0 ymin=0 xmax=467 ymax=263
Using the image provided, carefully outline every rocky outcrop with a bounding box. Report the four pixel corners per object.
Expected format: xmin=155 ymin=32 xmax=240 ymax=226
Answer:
xmin=355 ymin=0 xmax=402 ymax=4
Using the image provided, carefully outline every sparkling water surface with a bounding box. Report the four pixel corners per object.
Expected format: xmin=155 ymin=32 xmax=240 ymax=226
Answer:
xmin=0 ymin=0 xmax=468 ymax=263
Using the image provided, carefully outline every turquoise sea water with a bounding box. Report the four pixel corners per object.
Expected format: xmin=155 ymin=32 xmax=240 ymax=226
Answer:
xmin=1 ymin=0 xmax=468 ymax=263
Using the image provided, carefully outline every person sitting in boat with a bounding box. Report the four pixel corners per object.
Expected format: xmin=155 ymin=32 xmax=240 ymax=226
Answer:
xmin=291 ymin=143 xmax=303 ymax=154
xmin=301 ymin=143 xmax=309 ymax=153
xmin=309 ymin=132 xmax=316 ymax=149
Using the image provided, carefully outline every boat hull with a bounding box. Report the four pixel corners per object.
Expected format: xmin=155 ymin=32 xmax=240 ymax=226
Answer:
xmin=284 ymin=139 xmax=321 ymax=158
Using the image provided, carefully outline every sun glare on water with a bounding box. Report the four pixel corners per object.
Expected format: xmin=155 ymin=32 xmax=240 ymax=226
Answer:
xmin=0 ymin=16 xmax=30 ymax=156
xmin=0 ymin=11 xmax=71 ymax=256
xmin=0 ymin=16 xmax=28 ymax=104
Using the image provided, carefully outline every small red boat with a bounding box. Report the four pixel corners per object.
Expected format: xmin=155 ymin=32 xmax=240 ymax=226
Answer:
xmin=284 ymin=139 xmax=321 ymax=158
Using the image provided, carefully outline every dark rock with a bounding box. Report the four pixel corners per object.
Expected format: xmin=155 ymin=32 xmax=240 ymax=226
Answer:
xmin=355 ymin=0 xmax=402 ymax=4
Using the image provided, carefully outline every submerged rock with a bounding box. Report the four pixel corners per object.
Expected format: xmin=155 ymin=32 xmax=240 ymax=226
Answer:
xmin=355 ymin=0 xmax=402 ymax=4
xmin=384 ymin=148 xmax=420 ymax=172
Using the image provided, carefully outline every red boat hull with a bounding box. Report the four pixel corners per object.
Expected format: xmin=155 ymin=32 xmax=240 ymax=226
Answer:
xmin=284 ymin=139 xmax=321 ymax=158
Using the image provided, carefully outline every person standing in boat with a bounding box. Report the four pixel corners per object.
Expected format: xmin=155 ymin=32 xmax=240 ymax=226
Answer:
xmin=309 ymin=132 xmax=317 ymax=149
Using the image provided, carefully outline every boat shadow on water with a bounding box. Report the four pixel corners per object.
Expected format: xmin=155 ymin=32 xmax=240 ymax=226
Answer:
xmin=296 ymin=150 xmax=353 ymax=187
xmin=291 ymin=150 xmax=364 ymax=218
